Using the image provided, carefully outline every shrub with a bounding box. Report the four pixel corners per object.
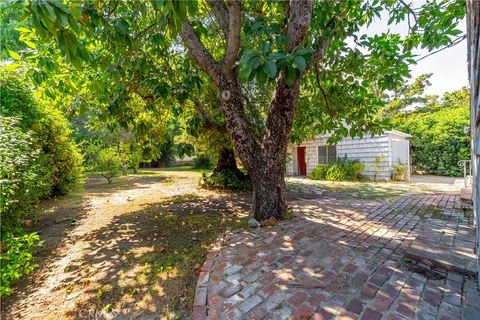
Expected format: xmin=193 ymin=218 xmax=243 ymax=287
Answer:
xmin=0 ymin=117 xmax=45 ymax=229
xmin=310 ymin=158 xmax=364 ymax=181
xmin=393 ymin=88 xmax=470 ymax=176
xmin=392 ymin=163 xmax=408 ymax=181
xmin=128 ymin=152 xmax=142 ymax=173
xmin=200 ymin=171 xmax=252 ymax=191
xmin=96 ymin=148 xmax=123 ymax=183
xmin=0 ymin=68 xmax=83 ymax=296
xmin=372 ymin=156 xmax=385 ymax=181
xmin=0 ymin=232 xmax=40 ymax=296
xmin=193 ymin=154 xmax=212 ymax=169
xmin=0 ymin=118 xmax=43 ymax=297
xmin=0 ymin=68 xmax=83 ymax=195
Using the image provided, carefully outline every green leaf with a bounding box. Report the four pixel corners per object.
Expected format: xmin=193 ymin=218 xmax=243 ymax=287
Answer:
xmin=263 ymin=60 xmax=277 ymax=78
xmin=4 ymin=63 xmax=21 ymax=71
xmin=256 ymin=69 xmax=267 ymax=84
xmin=293 ymin=56 xmax=306 ymax=71
xmin=24 ymin=41 xmax=37 ymax=49
xmin=269 ymin=52 xmax=286 ymax=60
xmin=9 ymin=51 xmax=21 ymax=60
xmin=43 ymin=3 xmax=57 ymax=22
xmin=14 ymin=27 xmax=31 ymax=33
xmin=285 ymin=66 xmax=296 ymax=86
xmin=239 ymin=65 xmax=252 ymax=82
xmin=250 ymin=56 xmax=262 ymax=69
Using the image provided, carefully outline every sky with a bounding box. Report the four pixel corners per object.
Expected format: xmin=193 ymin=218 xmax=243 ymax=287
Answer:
xmin=365 ymin=10 xmax=468 ymax=97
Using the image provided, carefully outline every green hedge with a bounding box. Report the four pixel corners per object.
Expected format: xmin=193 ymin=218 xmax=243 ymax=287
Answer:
xmin=394 ymin=99 xmax=469 ymax=176
xmin=0 ymin=69 xmax=83 ymax=195
xmin=0 ymin=68 xmax=83 ymax=296
xmin=310 ymin=158 xmax=365 ymax=181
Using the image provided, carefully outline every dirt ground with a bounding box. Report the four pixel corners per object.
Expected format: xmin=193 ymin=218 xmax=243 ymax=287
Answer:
xmin=1 ymin=170 xmax=462 ymax=320
xmin=1 ymin=170 xmax=250 ymax=320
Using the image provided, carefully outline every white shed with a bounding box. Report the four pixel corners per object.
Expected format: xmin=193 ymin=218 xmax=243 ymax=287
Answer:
xmin=286 ymin=130 xmax=412 ymax=180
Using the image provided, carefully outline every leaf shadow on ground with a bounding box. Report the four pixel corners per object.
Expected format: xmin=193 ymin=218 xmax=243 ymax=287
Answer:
xmin=203 ymin=194 xmax=477 ymax=319
xmin=58 ymin=194 xmax=251 ymax=319
xmin=0 ymin=190 xmax=91 ymax=315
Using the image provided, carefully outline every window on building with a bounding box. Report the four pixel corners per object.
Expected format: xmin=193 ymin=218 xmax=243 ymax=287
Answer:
xmin=318 ymin=145 xmax=337 ymax=164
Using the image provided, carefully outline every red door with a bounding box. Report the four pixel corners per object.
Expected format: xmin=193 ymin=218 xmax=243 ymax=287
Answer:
xmin=297 ymin=147 xmax=306 ymax=175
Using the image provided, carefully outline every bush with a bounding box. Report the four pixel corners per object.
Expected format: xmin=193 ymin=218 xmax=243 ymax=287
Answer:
xmin=193 ymin=154 xmax=212 ymax=169
xmin=96 ymin=148 xmax=123 ymax=183
xmin=392 ymin=163 xmax=408 ymax=181
xmin=310 ymin=158 xmax=364 ymax=181
xmin=128 ymin=152 xmax=142 ymax=173
xmin=0 ymin=117 xmax=45 ymax=229
xmin=0 ymin=68 xmax=83 ymax=195
xmin=0 ymin=69 xmax=83 ymax=296
xmin=393 ymin=88 xmax=470 ymax=176
xmin=0 ymin=117 xmax=43 ymax=297
xmin=200 ymin=171 xmax=252 ymax=191
xmin=0 ymin=232 xmax=40 ymax=296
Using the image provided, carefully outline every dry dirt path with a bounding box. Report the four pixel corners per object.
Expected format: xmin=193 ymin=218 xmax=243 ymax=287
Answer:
xmin=2 ymin=170 xmax=249 ymax=320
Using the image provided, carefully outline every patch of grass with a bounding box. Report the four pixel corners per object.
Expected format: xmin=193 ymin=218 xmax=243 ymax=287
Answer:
xmin=289 ymin=179 xmax=431 ymax=200
xmin=89 ymin=204 xmax=248 ymax=318
xmin=158 ymin=166 xmax=212 ymax=173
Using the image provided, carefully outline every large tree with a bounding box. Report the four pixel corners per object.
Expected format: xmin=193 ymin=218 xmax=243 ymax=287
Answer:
xmin=17 ymin=0 xmax=465 ymax=221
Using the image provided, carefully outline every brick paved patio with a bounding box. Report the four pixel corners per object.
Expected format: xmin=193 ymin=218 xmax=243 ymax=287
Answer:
xmin=193 ymin=194 xmax=479 ymax=320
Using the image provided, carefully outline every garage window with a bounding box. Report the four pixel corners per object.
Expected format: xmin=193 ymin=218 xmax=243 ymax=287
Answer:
xmin=318 ymin=145 xmax=337 ymax=164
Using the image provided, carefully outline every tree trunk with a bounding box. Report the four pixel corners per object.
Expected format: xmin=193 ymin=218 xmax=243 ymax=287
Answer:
xmin=212 ymin=147 xmax=243 ymax=178
xmin=180 ymin=1 xmax=312 ymax=222
xmin=218 ymin=76 xmax=299 ymax=221
xmin=250 ymin=157 xmax=287 ymax=221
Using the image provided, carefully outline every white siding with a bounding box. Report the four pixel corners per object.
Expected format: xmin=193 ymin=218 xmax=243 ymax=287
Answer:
xmin=337 ymin=135 xmax=392 ymax=180
xmin=287 ymin=133 xmax=403 ymax=180
xmin=286 ymin=146 xmax=296 ymax=176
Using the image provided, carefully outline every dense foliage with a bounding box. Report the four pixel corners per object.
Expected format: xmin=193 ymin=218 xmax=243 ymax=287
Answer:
xmin=201 ymin=171 xmax=252 ymax=191
xmin=0 ymin=68 xmax=83 ymax=296
xmin=0 ymin=118 xmax=41 ymax=296
xmin=0 ymin=69 xmax=83 ymax=195
xmin=14 ymin=0 xmax=465 ymax=221
xmin=0 ymin=232 xmax=40 ymax=296
xmin=310 ymin=158 xmax=365 ymax=181
xmin=392 ymin=163 xmax=408 ymax=181
xmin=391 ymin=86 xmax=470 ymax=176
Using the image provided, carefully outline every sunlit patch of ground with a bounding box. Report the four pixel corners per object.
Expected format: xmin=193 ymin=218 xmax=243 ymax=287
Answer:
xmin=287 ymin=174 xmax=461 ymax=200
xmin=1 ymin=169 xmax=248 ymax=320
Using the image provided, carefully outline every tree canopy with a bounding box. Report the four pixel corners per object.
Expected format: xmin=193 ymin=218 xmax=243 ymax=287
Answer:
xmin=8 ymin=0 xmax=466 ymax=220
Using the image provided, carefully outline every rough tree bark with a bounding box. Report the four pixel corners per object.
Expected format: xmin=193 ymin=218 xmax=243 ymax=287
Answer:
xmin=212 ymin=147 xmax=244 ymax=178
xmin=181 ymin=0 xmax=319 ymax=221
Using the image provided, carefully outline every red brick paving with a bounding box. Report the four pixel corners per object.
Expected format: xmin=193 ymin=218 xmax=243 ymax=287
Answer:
xmin=194 ymin=193 xmax=479 ymax=320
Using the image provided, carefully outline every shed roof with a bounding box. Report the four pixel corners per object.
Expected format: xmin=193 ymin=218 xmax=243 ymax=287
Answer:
xmin=385 ymin=130 xmax=412 ymax=139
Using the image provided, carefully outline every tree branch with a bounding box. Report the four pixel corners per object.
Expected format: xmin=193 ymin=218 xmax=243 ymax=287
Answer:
xmin=416 ymin=34 xmax=467 ymax=61
xmin=398 ymin=0 xmax=418 ymax=29
xmin=260 ymin=0 xmax=314 ymax=155
xmin=307 ymin=8 xmax=346 ymax=71
xmin=206 ymin=0 xmax=229 ymax=35
xmin=286 ymin=0 xmax=313 ymax=52
xmin=180 ymin=20 xmax=222 ymax=85
xmin=222 ymin=0 xmax=242 ymax=74
xmin=193 ymin=98 xmax=228 ymax=133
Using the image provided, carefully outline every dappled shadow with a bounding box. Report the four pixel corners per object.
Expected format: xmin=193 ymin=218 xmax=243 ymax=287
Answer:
xmin=201 ymin=193 xmax=479 ymax=319
xmin=84 ymin=174 xmax=171 ymax=198
xmin=163 ymin=192 xmax=251 ymax=217
xmin=1 ymin=191 xmax=92 ymax=317
xmin=59 ymin=198 xmax=247 ymax=319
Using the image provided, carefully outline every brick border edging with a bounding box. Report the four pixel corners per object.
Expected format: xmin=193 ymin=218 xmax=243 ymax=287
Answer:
xmin=193 ymin=228 xmax=235 ymax=320
xmin=405 ymin=251 xmax=477 ymax=277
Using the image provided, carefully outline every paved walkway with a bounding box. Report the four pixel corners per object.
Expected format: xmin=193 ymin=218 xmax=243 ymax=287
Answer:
xmin=194 ymin=194 xmax=479 ymax=320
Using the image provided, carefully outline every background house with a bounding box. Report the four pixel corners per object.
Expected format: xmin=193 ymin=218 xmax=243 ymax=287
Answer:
xmin=286 ymin=130 xmax=412 ymax=180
